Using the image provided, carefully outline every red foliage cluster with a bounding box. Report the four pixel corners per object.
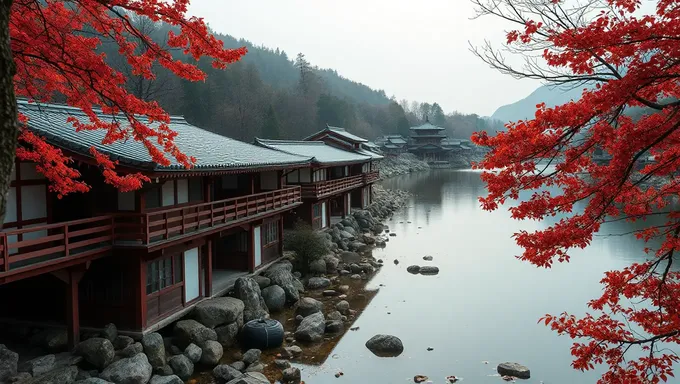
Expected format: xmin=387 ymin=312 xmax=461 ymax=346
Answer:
xmin=10 ymin=0 xmax=246 ymax=195
xmin=473 ymin=0 xmax=680 ymax=382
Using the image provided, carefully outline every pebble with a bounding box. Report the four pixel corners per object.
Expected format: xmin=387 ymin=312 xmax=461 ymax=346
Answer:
xmin=350 ymin=327 xmax=360 ymax=331
xmin=427 ymin=347 xmax=433 ymax=351
xmin=323 ymin=290 xmax=338 ymax=296
xmin=393 ymin=259 xmax=399 ymax=265
xmin=414 ymin=375 xmax=428 ymax=383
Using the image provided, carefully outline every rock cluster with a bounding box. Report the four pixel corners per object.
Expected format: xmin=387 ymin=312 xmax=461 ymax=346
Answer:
xmin=377 ymin=153 xmax=430 ymax=178
xmin=213 ymin=348 xmax=270 ymax=383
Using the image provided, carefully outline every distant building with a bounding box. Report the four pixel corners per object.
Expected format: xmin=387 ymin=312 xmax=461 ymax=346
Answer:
xmin=407 ymin=117 xmax=452 ymax=163
xmin=376 ymin=135 xmax=408 ymax=156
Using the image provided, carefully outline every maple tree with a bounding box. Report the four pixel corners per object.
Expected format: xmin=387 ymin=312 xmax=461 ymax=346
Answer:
xmin=0 ymin=0 xmax=246 ymax=219
xmin=471 ymin=0 xmax=680 ymax=382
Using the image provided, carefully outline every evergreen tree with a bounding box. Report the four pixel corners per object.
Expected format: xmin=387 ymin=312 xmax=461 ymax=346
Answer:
xmin=262 ymin=105 xmax=281 ymax=139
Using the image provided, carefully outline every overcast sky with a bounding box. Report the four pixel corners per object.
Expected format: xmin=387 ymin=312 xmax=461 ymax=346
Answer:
xmin=187 ymin=0 xmax=542 ymax=116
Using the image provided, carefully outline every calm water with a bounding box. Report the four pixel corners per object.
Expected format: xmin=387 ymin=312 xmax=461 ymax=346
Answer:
xmin=293 ymin=169 xmax=671 ymax=384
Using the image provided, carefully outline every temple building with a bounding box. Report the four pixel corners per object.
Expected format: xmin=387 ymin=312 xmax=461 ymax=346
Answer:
xmin=407 ymin=117 xmax=452 ymax=163
xmin=0 ymin=100 xmax=317 ymax=346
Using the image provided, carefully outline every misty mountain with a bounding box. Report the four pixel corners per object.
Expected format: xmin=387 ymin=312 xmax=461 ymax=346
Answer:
xmin=490 ymin=84 xmax=587 ymax=123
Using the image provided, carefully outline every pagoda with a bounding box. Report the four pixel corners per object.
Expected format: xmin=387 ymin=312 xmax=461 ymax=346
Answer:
xmin=408 ymin=117 xmax=451 ymax=163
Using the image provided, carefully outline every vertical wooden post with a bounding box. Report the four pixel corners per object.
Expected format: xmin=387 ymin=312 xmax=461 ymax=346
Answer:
xmin=248 ymin=226 xmax=255 ymax=273
xmin=66 ymin=270 xmax=79 ymax=349
xmin=205 ymin=239 xmax=213 ymax=298
xmin=278 ymin=216 xmax=283 ymax=258
xmin=137 ymin=256 xmax=147 ymax=331
xmin=250 ymin=174 xmax=255 ymax=194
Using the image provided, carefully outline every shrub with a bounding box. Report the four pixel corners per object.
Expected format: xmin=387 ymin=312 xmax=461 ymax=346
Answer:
xmin=283 ymin=220 xmax=330 ymax=274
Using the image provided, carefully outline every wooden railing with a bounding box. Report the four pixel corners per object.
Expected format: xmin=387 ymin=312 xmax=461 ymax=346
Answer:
xmin=115 ymin=186 xmax=302 ymax=245
xmin=0 ymin=187 xmax=302 ymax=276
xmin=363 ymin=170 xmax=380 ymax=184
xmin=300 ymin=175 xmax=364 ymax=199
xmin=0 ymin=216 xmax=114 ymax=274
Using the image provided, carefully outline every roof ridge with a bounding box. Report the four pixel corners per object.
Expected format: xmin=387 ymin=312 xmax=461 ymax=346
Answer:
xmin=256 ymin=138 xmax=326 ymax=146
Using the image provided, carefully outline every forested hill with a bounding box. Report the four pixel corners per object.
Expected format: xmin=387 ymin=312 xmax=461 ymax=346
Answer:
xmin=103 ymin=18 xmax=504 ymax=142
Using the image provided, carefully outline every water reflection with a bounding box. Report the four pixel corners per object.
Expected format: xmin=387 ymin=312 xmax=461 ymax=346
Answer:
xmin=294 ymin=169 xmax=673 ymax=384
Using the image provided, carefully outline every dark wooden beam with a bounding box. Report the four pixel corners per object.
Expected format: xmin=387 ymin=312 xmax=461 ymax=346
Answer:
xmin=205 ymin=240 xmax=212 ymax=297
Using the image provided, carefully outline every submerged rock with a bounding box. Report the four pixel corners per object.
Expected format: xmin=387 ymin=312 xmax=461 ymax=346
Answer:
xmin=419 ymin=266 xmax=439 ymax=275
xmin=497 ymin=362 xmax=530 ymax=379
xmin=365 ymin=334 xmax=404 ymax=357
xmin=281 ymin=367 xmax=301 ymax=384
xmin=422 ymin=255 xmax=433 ymax=261
xmin=406 ymin=265 xmax=420 ymax=274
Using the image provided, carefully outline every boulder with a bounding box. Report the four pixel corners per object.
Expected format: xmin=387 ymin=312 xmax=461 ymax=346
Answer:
xmin=112 ymin=336 xmax=134 ymax=351
xmin=99 ymin=353 xmax=152 ymax=384
xmin=339 ymin=230 xmax=354 ymax=241
xmin=308 ymin=259 xmax=327 ymax=275
xmin=8 ymin=372 xmax=32 ymax=383
xmin=167 ymin=355 xmax=193 ymax=381
xmin=194 ymin=297 xmax=245 ymax=329
xmin=253 ymin=276 xmax=271 ymax=290
xmin=117 ymin=342 xmax=143 ymax=358
xmin=365 ymin=334 xmax=404 ymax=357
xmin=326 ymin=311 xmax=343 ymax=321
xmin=325 ymin=320 xmax=344 ymax=333
xmin=273 ymin=359 xmax=290 ymax=369
xmin=281 ymin=346 xmax=302 ymax=359
xmin=406 ymin=265 xmax=420 ymax=274
xmin=26 ymin=366 xmax=77 ymax=384
xmin=244 ymin=363 xmax=264 ymax=373
xmin=215 ymin=322 xmax=240 ymax=348
xmin=323 ymin=255 xmax=340 ymax=273
xmin=350 ymin=274 xmax=362 ymax=280
xmin=419 ymin=266 xmax=439 ymax=275
xmin=173 ymin=320 xmax=217 ymax=349
xmin=306 ymin=277 xmax=331 ymax=290
xmin=497 ymin=362 xmax=531 ymax=379
xmin=149 ymin=375 xmax=183 ymax=384
xmin=294 ymin=312 xmax=325 ymax=342
xmin=74 ymin=338 xmax=115 ymax=370
xmin=335 ymin=300 xmax=350 ymax=314
xmin=349 ymin=264 xmax=362 ymax=274
xmin=281 ymin=367 xmax=301 ymax=384
xmin=18 ymin=355 xmax=55 ymax=377
xmin=359 ymin=263 xmax=375 ymax=274
xmin=74 ymin=378 xmax=112 ymax=384
xmin=242 ymin=349 xmax=261 ymax=366
xmin=294 ymin=297 xmax=323 ymax=318
xmin=154 ymin=365 xmax=173 ymax=376
xmin=262 ymin=261 xmax=299 ymax=303
xmin=213 ymin=364 xmax=243 ymax=382
xmin=0 ymin=344 xmax=19 ymax=382
xmin=261 ymin=285 xmax=286 ymax=313
xmin=229 ymin=361 xmax=246 ymax=372
xmin=100 ymin=324 xmax=117 ymax=341
xmin=141 ymin=332 xmax=166 ymax=368
xmin=31 ymin=329 xmax=67 ymax=352
xmin=199 ymin=340 xmax=223 ymax=366
xmin=224 ymin=372 xmax=270 ymax=384
xmin=75 ymin=370 xmax=91 ymax=381
xmin=183 ymin=344 xmax=202 ymax=364
xmin=292 ymin=279 xmax=305 ymax=294
xmin=337 ymin=285 xmax=350 ymax=294
xmin=339 ymin=270 xmax=350 ymax=276
xmin=234 ymin=277 xmax=269 ymax=322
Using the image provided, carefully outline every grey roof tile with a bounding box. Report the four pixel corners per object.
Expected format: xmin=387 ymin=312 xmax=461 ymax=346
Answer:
xmin=254 ymin=138 xmax=370 ymax=165
xmin=18 ymin=100 xmax=311 ymax=171
xmin=410 ymin=121 xmax=446 ymax=131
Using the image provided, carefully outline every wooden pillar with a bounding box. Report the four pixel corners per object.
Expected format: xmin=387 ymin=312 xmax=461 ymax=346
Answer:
xmin=52 ymin=267 xmax=86 ymax=349
xmin=203 ymin=176 xmax=213 ymax=202
xmin=278 ymin=216 xmax=284 ymax=257
xmin=248 ymin=226 xmax=255 ymax=273
xmin=250 ymin=174 xmax=255 ymax=194
xmin=205 ymin=239 xmax=213 ymax=297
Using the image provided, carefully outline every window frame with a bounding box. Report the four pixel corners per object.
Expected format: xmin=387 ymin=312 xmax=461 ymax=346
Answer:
xmin=146 ymin=254 xmax=184 ymax=297
xmin=262 ymin=220 xmax=279 ymax=247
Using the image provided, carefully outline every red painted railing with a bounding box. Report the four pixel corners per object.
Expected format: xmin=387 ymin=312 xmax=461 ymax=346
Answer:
xmin=0 ymin=216 xmax=115 ymax=275
xmin=363 ymin=170 xmax=380 ymax=184
xmin=115 ymin=186 xmax=302 ymax=245
xmin=300 ymin=175 xmax=364 ymax=199
xmin=0 ymin=187 xmax=302 ymax=276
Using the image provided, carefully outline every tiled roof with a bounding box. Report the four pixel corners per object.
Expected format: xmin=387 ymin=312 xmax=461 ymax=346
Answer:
xmin=18 ymin=100 xmax=312 ymax=172
xmin=254 ymin=138 xmax=370 ymax=165
xmin=364 ymin=141 xmax=379 ymax=148
xmin=387 ymin=137 xmax=407 ymax=144
xmin=410 ymin=121 xmax=445 ymax=131
xmin=305 ymin=125 xmax=368 ymax=143
xmin=355 ymin=147 xmax=384 ymax=160
xmin=383 ymin=144 xmax=401 ymax=149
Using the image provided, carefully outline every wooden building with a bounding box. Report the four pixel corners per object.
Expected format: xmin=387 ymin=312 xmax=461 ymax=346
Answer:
xmin=408 ymin=118 xmax=452 ymax=163
xmin=377 ymin=135 xmax=408 ymax=156
xmin=254 ymin=139 xmax=379 ymax=230
xmin=0 ymin=100 xmax=315 ymax=346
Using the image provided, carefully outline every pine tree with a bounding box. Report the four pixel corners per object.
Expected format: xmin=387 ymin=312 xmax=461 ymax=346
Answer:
xmin=262 ymin=105 xmax=281 ymax=139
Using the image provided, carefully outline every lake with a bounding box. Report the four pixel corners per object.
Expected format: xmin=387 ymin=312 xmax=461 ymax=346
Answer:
xmin=292 ymin=169 xmax=661 ymax=384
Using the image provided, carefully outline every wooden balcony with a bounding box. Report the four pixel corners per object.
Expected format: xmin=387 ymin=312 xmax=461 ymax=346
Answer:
xmin=114 ymin=186 xmax=302 ymax=246
xmin=0 ymin=187 xmax=302 ymax=282
xmin=300 ymin=175 xmax=364 ymax=199
xmin=0 ymin=216 xmax=115 ymax=283
xmin=363 ymin=170 xmax=380 ymax=184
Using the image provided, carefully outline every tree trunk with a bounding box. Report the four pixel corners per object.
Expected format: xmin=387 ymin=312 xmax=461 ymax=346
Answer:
xmin=0 ymin=0 xmax=17 ymax=229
